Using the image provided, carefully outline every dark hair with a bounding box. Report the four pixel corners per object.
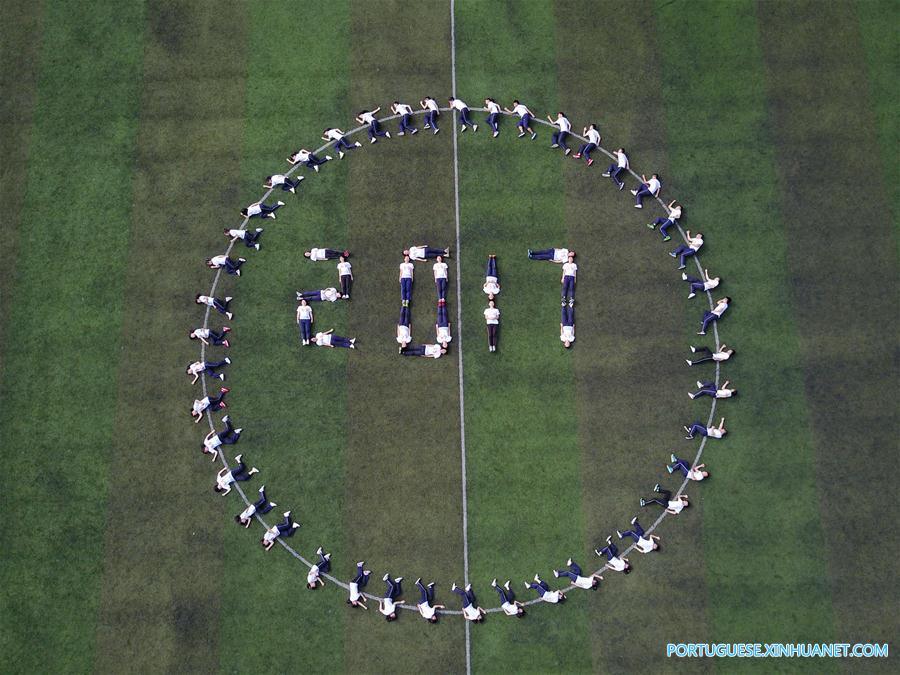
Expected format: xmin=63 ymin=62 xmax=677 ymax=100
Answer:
xmin=234 ymin=515 xmax=242 ymax=524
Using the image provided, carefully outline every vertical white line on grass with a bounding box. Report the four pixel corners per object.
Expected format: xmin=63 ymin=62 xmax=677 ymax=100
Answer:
xmin=449 ymin=1 xmax=472 ymax=673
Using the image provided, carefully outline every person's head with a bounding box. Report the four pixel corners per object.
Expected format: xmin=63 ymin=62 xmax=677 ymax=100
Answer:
xmin=440 ymin=348 xmax=447 ymax=355
xmin=474 ymin=616 xmax=484 ymax=623
xmin=300 ymin=299 xmax=307 ymax=306
xmin=342 ymin=249 xmax=350 ymax=257
xmin=652 ymin=173 xmax=659 ymax=179
xmin=428 ymin=615 xmax=438 ymax=624
xmin=339 ymin=255 xmax=346 ymax=263
xmin=392 ymin=100 xmax=399 ymax=106
xmin=558 ymin=593 xmax=567 ymax=603
xmin=189 ymin=330 xmax=197 ymax=340
xmin=617 ymin=147 xmax=625 ymax=153
xmin=234 ymin=515 xmax=243 ymax=524
xmin=222 ymin=228 xmax=230 ymax=235
xmin=436 ymin=255 xmax=443 ymax=262
xmin=569 ymin=251 xmax=576 ymax=258
xmin=591 ymin=578 xmax=600 ymax=590
xmin=588 ymin=123 xmax=596 ymax=130
xmin=512 ymin=99 xmax=519 ymax=106
xmin=568 ymin=255 xmax=574 ymax=263
xmin=240 ymin=208 xmax=248 ymax=217
xmin=205 ymin=258 xmax=213 ymax=267
xmin=448 ymin=97 xmax=454 ymax=103
xmin=185 ymin=364 xmax=191 ymax=374
xmin=403 ymin=255 xmax=410 ymax=263
xmin=516 ymin=607 xmax=526 ymax=617
xmin=303 ymin=251 xmax=311 ymax=258
xmin=488 ymin=300 xmax=495 ymax=308
xmin=720 ymin=296 xmax=731 ymax=305
xmin=310 ymin=337 xmax=317 ymax=344
xmin=564 ymin=340 xmax=572 ymax=349
xmin=557 ymin=111 xmax=565 ymax=117
xmin=214 ymin=486 xmax=224 ymax=494
xmin=386 ymin=613 xmax=397 ymax=622
xmin=307 ymin=583 xmax=316 ymax=590
xmin=402 ymin=249 xmax=409 ymax=256
xmin=195 ymin=294 xmax=202 ymax=303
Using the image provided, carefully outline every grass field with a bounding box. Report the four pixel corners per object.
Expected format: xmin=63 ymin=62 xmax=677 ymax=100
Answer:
xmin=0 ymin=0 xmax=897 ymax=673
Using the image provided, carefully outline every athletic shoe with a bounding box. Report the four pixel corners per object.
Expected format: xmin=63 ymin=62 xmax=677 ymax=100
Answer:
xmin=527 ymin=249 xmax=533 ymax=258
xmin=220 ymin=387 xmax=230 ymax=393
xmin=616 ymin=530 xmax=623 ymax=538
xmin=618 ymin=182 xmax=625 ymax=190
xmin=533 ymin=574 xmax=540 ymax=583
xmin=631 ymin=516 xmax=638 ymax=525
xmin=491 ymin=579 xmax=497 ymax=587
xmin=550 ymin=143 xmax=559 ymax=148
xmin=688 ymin=293 xmax=696 ymax=299
xmin=606 ymin=535 xmax=612 ymax=545
xmin=451 ymin=582 xmax=458 ymax=591
xmin=669 ymin=251 xmax=678 ymax=257
xmin=465 ymin=583 xmax=471 ymax=592
xmin=492 ymin=131 xmax=499 ymax=138
xmin=383 ymin=573 xmax=390 ymax=582
xmin=277 ymin=201 xmax=284 ymax=206
xmin=325 ymin=155 xmax=332 ymax=160
xmin=472 ymin=124 xmax=478 ymax=132
xmin=630 ymin=189 xmax=638 ymax=196
xmin=678 ymin=265 xmax=686 ymax=270
xmin=601 ymin=172 xmax=611 ymax=177
xmin=338 ymin=151 xmax=345 ymax=159
xmin=433 ymin=128 xmax=440 ymax=135
xmin=235 ymin=453 xmax=243 ymax=463
xmin=254 ymin=243 xmax=260 ymax=250
xmin=587 ymin=159 xmax=594 ymax=166
xmin=647 ymin=223 xmax=656 ymax=229
xmin=411 ymin=128 xmax=418 ymax=134
xmin=639 ymin=499 xmax=647 ymax=507
xmin=312 ymin=165 xmax=320 ymax=172
xmin=424 ymin=124 xmax=431 ymax=129
xmin=690 ymin=345 xmax=697 ymax=353
xmin=354 ymin=141 xmax=362 ymax=147
xmin=635 ymin=203 xmax=642 ymax=209
xmin=594 ymin=548 xmax=603 ymax=556
xmin=234 ymin=428 xmax=242 ymax=435
xmin=398 ymin=131 xmax=405 ymax=136
xmin=697 ymin=331 xmax=706 ymax=336
xmin=223 ymin=326 xmax=233 ymax=333
xmin=370 ymin=137 xmax=377 ymax=144
xmin=504 ymin=580 xmax=510 ymax=591
xmin=224 ymin=357 xmax=231 ymax=364
xmin=316 ymin=546 xmax=323 ymax=555
xmin=530 ymin=132 xmax=537 ymax=140
xmin=564 ymin=148 xmax=571 ymax=156
xmin=654 ymin=483 xmax=661 ymax=492
xmin=553 ymin=570 xmax=560 ymax=578
xmin=395 ymin=577 xmax=403 ymax=583
xmin=222 ymin=340 xmax=230 ymax=347
xmin=573 ymin=153 xmax=581 ymax=159
xmin=517 ymin=132 xmax=525 ymax=138
xmin=415 ymin=577 xmax=421 ymax=585
xmin=460 ymin=125 xmax=466 ymax=133
xmin=667 ymin=464 xmax=674 ymax=473
xmin=662 ymin=236 xmax=671 ymax=242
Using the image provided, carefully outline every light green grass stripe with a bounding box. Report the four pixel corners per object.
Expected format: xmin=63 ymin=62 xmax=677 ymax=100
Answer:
xmin=654 ymin=1 xmax=837 ymax=669
xmin=455 ymin=2 xmax=592 ymax=672
xmin=216 ymin=2 xmax=351 ymax=673
xmin=0 ymin=0 xmax=146 ymax=671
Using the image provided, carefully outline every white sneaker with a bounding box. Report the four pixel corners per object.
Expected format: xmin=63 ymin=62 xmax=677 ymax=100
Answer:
xmin=397 ymin=131 xmax=405 ymax=136
xmin=325 ymin=155 xmax=332 ymax=161
xmin=472 ymin=124 xmax=478 ymax=132
xmin=370 ymin=137 xmax=377 ymax=144
xmin=385 ymin=131 xmax=391 ymax=139
xmin=354 ymin=141 xmax=362 ymax=147
xmin=460 ymin=125 xmax=466 ymax=133
xmin=492 ymin=131 xmax=499 ymax=138
xmin=339 ymin=151 xmax=345 ymax=159
xmin=630 ymin=189 xmax=638 ymax=196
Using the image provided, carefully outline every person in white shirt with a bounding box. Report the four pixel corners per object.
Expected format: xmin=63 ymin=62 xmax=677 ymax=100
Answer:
xmin=396 ymin=306 xmax=411 ymax=347
xmin=240 ymin=200 xmax=284 ymax=219
xmin=689 ymin=379 xmax=736 ymax=399
xmin=560 ymin=305 xmax=575 ymax=348
xmin=322 ymin=127 xmax=362 ymax=158
xmin=311 ymin=329 xmax=356 ymax=349
xmin=682 ymin=268 xmax=720 ymax=298
xmin=433 ymin=255 xmax=449 ymax=300
xmin=347 ymin=562 xmax=371 ymax=609
xmin=379 ymin=574 xmax=404 ymax=621
xmin=631 ymin=173 xmax=662 ymax=209
xmin=356 ymin=107 xmax=391 ymax=143
xmin=186 ymin=357 xmax=230 ymax=385
xmin=224 ymin=227 xmax=263 ymax=250
xmin=483 ymin=254 xmax=500 ymax=298
xmin=436 ymin=298 xmax=452 ymax=348
xmin=667 ymin=454 xmax=709 ymax=481
xmin=201 ymin=415 xmax=241 ymax=461
xmin=213 ymin=454 xmax=257 ymax=495
xmin=491 ymin=579 xmax=526 ymax=617
xmin=406 ymin=245 xmax=450 ymax=261
xmin=206 ymin=255 xmax=245 ymax=276
xmin=296 ymin=287 xmax=340 ymax=303
xmin=419 ymin=96 xmax=441 ymax=134
xmin=684 ymin=416 xmax=727 ymax=440
xmin=264 ymin=173 xmax=303 ymax=194
xmin=391 ymin=101 xmax=418 ymax=135
xmin=686 ymin=343 xmax=734 ymax=366
xmin=196 ymin=294 xmax=233 ymax=320
xmin=451 ymin=583 xmax=487 ymax=621
xmin=526 ymin=574 xmax=566 ymax=603
xmin=399 ymin=343 xmax=446 ymax=359
xmin=484 ymin=300 xmax=500 ymax=352
xmin=574 ymin=123 xmax=602 ymax=165
xmin=602 ymin=148 xmax=629 ymax=189
xmin=484 ymin=97 xmax=502 ymax=137
xmin=561 ymin=254 xmax=577 ymax=304
xmin=698 ymin=296 xmax=730 ymax=335
xmin=504 ymin=99 xmax=537 ymax=139
xmin=189 ymin=326 xmax=230 ymax=348
xmin=261 ymin=511 xmax=300 ymax=551
xmin=640 ymin=484 xmax=689 ymax=515
xmin=415 ymin=579 xmax=445 ymax=623
xmin=306 ymin=547 xmax=331 ymax=589
xmin=547 ymin=111 xmax=572 ymax=155
xmin=296 ymin=299 xmax=314 ymax=345
xmin=287 ymin=147 xmax=331 ymax=171
xmin=553 ymin=558 xmax=603 ymax=590
xmin=594 ymin=537 xmax=632 ymax=573
xmin=448 ymin=97 xmax=477 ymax=132
xmin=528 ymin=247 xmax=571 ymax=263
xmin=337 ymin=255 xmax=353 ymax=299
xmin=399 ymin=255 xmax=414 ymax=306
xmin=617 ymin=517 xmax=661 ymax=553
xmin=304 ymin=247 xmax=348 ymax=261
xmin=670 ymin=230 xmax=704 ymax=270
xmin=190 ymin=386 xmax=229 ymax=422
xmin=647 ymin=199 xmax=682 ymax=242
xmin=234 ymin=485 xmax=275 ymax=527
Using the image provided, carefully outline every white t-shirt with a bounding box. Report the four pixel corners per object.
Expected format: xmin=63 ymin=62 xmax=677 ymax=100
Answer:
xmin=688 ymin=235 xmax=704 ymax=251
xmin=192 ymin=328 xmax=210 ymax=339
xmin=216 ymin=470 xmax=235 ymax=490
xmin=669 ymin=206 xmax=682 ymax=220
xmin=348 ymin=582 xmax=361 ymax=602
xmin=396 ymin=325 xmax=411 ymax=344
xmin=716 ymin=388 xmax=734 ymax=398
xmin=437 ymin=326 xmax=452 ymax=343
xmin=486 ymin=100 xmax=501 ymax=114
xmin=688 ymin=468 xmax=707 ymax=481
xmin=188 ymin=361 xmax=205 ymax=375
xmin=227 ymin=229 xmax=245 ymax=239
xmin=407 ymin=246 xmax=426 ymax=260
xmin=210 ymin=255 xmax=228 ymax=267
xmin=541 ymin=590 xmax=562 ymax=603
xmin=712 ymin=350 xmax=731 ymax=361
xmin=424 ymin=344 xmax=443 ymax=359
xmin=607 ymin=556 xmax=627 ymax=572
xmin=198 ymin=295 xmax=214 ymax=306
xmin=484 ymin=307 xmax=500 ymax=324
xmin=433 ymin=261 xmax=448 ymax=279
xmin=561 ymin=326 xmax=575 ymax=343
xmin=308 ymin=248 xmax=328 ymax=261
xmin=562 ymin=261 xmax=577 ymax=277
xmin=314 ymin=332 xmax=332 ymax=346
xmin=423 ymin=98 xmax=439 ymax=111
xmin=586 ymin=128 xmax=601 ymax=145
xmin=616 ymin=151 xmax=629 ymax=169
xmin=262 ymin=527 xmax=279 ymax=543
xmin=512 ymin=104 xmax=529 ymax=118
xmin=418 ymin=602 xmax=436 ymax=619
xmin=307 ymin=566 xmax=320 ymax=585
xmin=324 ymin=129 xmax=344 ymax=140
xmin=501 ymin=601 xmax=519 ymax=616
xmin=321 ymin=288 xmax=339 ymax=302
xmin=359 ymin=111 xmax=376 ymax=124
xmin=399 ymin=262 xmax=415 ymax=278
xmin=269 ymin=174 xmax=286 ymax=185
xmin=292 ymin=149 xmax=311 ymax=162
xmin=552 ymin=248 xmax=570 ymax=263
xmin=380 ymin=599 xmax=397 ymax=617
xmin=707 ymin=427 xmax=724 ymax=438
xmin=668 ymin=499 xmax=686 ymax=514
xmin=462 ymin=604 xmax=482 ymax=620
xmin=395 ymin=103 xmax=412 ymax=115
xmin=483 ymin=280 xmax=500 ymax=296
xmin=703 ymin=278 xmax=720 ymax=291
xmin=204 ymin=433 xmax=222 ymax=452
xmin=193 ymin=398 xmax=209 ymax=414
xmin=636 ymin=537 xmax=655 ymax=553
xmin=297 ymin=305 xmax=313 ymax=321
xmin=711 ymin=300 xmax=728 ymax=317
xmin=646 ymin=177 xmax=661 ymax=194
xmin=337 ymin=261 xmax=352 ymax=276
xmin=555 ymin=116 xmax=571 ymax=132
xmin=245 ymin=203 xmax=262 ymax=216
xmin=450 ymin=98 xmax=468 ymax=111
xmin=239 ymin=503 xmax=256 ymax=520
xmin=573 ymin=575 xmax=595 ymax=590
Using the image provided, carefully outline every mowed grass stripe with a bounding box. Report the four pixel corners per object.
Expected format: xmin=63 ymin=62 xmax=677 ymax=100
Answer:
xmin=655 ymin=0 xmax=838 ymax=662
xmin=341 ymin=2 xmax=467 ymax=669
xmin=454 ymin=2 xmax=592 ymax=672
xmin=92 ymin=3 xmax=251 ymax=671
xmin=216 ymin=3 xmax=352 ymax=672
xmin=555 ymin=2 xmax=712 ymax=671
xmin=0 ymin=0 xmax=43 ymax=378
xmin=756 ymin=0 xmax=900 ymax=655
xmin=0 ymin=1 xmax=146 ymax=671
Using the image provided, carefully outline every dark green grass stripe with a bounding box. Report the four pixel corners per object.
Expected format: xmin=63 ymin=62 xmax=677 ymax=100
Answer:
xmin=655 ymin=1 xmax=840 ymax=666
xmin=0 ymin=1 xmax=146 ymax=671
xmin=454 ymin=2 xmax=593 ymax=672
xmin=0 ymin=0 xmax=43 ymax=379
xmin=555 ymin=2 xmax=713 ymax=671
xmin=92 ymin=2 xmax=252 ymax=671
xmin=340 ymin=3 xmax=468 ymax=671
xmin=756 ymin=0 xmax=900 ymax=660
xmin=215 ymin=2 xmax=352 ymax=673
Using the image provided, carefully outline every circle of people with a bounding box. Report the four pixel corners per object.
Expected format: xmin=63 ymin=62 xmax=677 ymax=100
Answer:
xmin=186 ymin=96 xmax=737 ymax=622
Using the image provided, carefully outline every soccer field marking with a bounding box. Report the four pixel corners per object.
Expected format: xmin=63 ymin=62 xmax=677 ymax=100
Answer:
xmin=195 ymin=106 xmax=725 ymax=617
